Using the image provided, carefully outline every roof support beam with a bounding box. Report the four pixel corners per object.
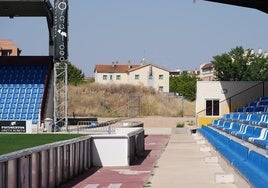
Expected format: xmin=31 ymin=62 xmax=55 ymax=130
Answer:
xmin=205 ymin=0 xmax=268 ymax=13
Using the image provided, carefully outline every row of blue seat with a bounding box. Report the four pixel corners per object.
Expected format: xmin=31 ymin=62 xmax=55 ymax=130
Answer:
xmin=199 ymin=126 xmax=268 ymax=188
xmin=0 ymin=83 xmax=44 ymax=89
xmin=223 ymin=112 xmax=268 ymax=127
xmin=0 ymin=113 xmax=39 ymax=120
xmin=236 ymin=96 xmax=268 ymax=113
xmin=0 ymin=65 xmax=47 ymax=70
xmin=211 ymin=119 xmax=268 ymax=149
xmin=236 ymin=106 xmax=268 ymax=113
xmin=0 ymin=66 xmax=48 ymax=84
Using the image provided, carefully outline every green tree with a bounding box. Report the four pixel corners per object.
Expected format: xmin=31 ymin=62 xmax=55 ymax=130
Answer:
xmin=57 ymin=62 xmax=85 ymax=85
xmin=170 ymin=72 xmax=198 ymax=101
xmin=212 ymin=46 xmax=268 ymax=81
xmin=247 ymin=53 xmax=268 ymax=81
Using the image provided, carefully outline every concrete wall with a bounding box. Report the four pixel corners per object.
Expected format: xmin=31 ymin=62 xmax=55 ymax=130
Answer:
xmin=196 ymin=81 xmax=267 ymax=126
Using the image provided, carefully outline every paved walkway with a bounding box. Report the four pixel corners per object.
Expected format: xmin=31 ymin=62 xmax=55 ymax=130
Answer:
xmin=61 ymin=127 xmax=250 ymax=188
xmin=61 ymin=135 xmax=169 ymax=188
xmin=149 ymin=129 xmax=250 ymax=188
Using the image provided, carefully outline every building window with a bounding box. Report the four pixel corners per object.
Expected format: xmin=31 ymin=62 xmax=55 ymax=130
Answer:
xmin=159 ymin=86 xmax=164 ymax=92
xmin=148 ymin=66 xmax=153 ymax=79
xmin=110 ymin=75 xmax=113 ymax=80
xmin=159 ymin=74 xmax=164 ymax=80
xmin=135 ymin=74 xmax=140 ymax=80
xmin=1 ymin=50 xmax=10 ymax=56
xmin=116 ymin=75 xmax=121 ymax=80
xmin=206 ymin=99 xmax=219 ymax=116
xmin=103 ymin=75 xmax=107 ymax=80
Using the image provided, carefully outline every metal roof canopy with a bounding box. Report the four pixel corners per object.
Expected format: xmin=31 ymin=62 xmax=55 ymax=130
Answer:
xmin=0 ymin=0 xmax=54 ymax=49
xmin=0 ymin=0 xmax=53 ymax=18
xmin=205 ymin=0 xmax=268 ymax=14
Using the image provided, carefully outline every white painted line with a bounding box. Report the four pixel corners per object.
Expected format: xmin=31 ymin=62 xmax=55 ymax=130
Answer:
xmin=107 ymin=183 xmax=122 ymax=188
xmin=84 ymin=184 xmax=99 ymax=188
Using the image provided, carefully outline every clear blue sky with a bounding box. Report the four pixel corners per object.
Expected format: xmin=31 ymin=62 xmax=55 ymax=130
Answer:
xmin=1 ymin=0 xmax=268 ymax=76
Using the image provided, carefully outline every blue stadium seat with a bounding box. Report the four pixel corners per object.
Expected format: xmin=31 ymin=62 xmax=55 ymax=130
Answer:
xmin=20 ymin=113 xmax=26 ymax=119
xmin=248 ymin=128 xmax=268 ymax=143
xmin=26 ymin=114 xmax=33 ymax=120
xmin=230 ymin=123 xmax=245 ymax=136
xmin=225 ymin=122 xmax=240 ymax=134
xmin=243 ymin=127 xmax=262 ymax=141
xmin=253 ymin=135 xmax=268 ymax=149
xmin=2 ymin=113 xmax=8 ymax=120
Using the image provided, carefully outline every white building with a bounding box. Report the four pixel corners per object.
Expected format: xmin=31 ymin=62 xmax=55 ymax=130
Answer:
xmin=94 ymin=62 xmax=170 ymax=92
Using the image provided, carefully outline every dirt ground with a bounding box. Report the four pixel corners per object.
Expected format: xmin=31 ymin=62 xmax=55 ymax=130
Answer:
xmin=98 ymin=116 xmax=196 ymax=128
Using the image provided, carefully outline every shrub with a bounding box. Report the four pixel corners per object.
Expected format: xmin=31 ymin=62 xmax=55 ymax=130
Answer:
xmin=68 ymin=83 xmax=195 ymax=117
xmin=176 ymin=123 xmax=185 ymax=128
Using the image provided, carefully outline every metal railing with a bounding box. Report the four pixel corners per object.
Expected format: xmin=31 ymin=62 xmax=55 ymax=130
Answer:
xmin=0 ymin=136 xmax=91 ymax=188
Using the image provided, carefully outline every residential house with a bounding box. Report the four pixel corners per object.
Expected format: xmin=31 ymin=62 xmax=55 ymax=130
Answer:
xmin=94 ymin=62 xmax=170 ymax=92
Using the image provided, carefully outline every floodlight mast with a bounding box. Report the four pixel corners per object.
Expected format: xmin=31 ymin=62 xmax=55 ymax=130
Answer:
xmin=53 ymin=0 xmax=69 ymax=132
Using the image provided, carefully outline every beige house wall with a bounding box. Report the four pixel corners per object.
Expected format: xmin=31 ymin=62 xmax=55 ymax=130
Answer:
xmin=196 ymin=81 xmax=266 ymax=127
xmin=95 ymin=72 xmax=129 ymax=84
xmin=95 ymin=65 xmax=169 ymax=92
xmin=129 ymin=65 xmax=169 ymax=92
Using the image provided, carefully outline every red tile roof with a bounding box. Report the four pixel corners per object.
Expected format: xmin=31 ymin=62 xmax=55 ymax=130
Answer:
xmin=201 ymin=63 xmax=213 ymax=69
xmin=94 ymin=64 xmax=140 ymax=73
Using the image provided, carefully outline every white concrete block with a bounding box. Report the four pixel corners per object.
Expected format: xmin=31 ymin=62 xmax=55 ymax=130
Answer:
xmin=107 ymin=183 xmax=122 ymax=188
xmin=215 ymin=173 xmax=234 ymax=184
xmin=197 ymin=140 xmax=206 ymax=144
xmin=84 ymin=184 xmax=99 ymax=188
xmin=192 ymin=133 xmax=198 ymax=136
xmin=205 ymin=156 xmax=219 ymax=163
xmin=200 ymin=146 xmax=211 ymax=152
xmin=194 ymin=136 xmax=203 ymax=140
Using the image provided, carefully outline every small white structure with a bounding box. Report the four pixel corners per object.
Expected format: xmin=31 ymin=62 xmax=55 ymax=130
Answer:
xmin=91 ymin=127 xmax=144 ymax=166
xmin=196 ymin=81 xmax=268 ymax=126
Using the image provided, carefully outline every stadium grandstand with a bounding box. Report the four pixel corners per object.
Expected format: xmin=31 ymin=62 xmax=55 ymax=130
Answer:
xmin=199 ymin=1 xmax=268 ymax=188
xmin=0 ymin=0 xmax=67 ymax=132
xmin=0 ymin=56 xmax=53 ymax=125
xmin=199 ymin=96 xmax=268 ymax=188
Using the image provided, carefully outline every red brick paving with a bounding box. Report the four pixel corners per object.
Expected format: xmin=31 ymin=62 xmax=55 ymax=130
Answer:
xmin=61 ymin=135 xmax=169 ymax=188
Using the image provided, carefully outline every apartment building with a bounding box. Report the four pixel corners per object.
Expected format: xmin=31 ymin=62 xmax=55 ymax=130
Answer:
xmin=199 ymin=63 xmax=215 ymax=81
xmin=0 ymin=39 xmax=21 ymax=56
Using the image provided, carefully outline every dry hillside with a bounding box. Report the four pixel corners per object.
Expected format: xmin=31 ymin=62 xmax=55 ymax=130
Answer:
xmin=68 ymin=82 xmax=195 ymax=117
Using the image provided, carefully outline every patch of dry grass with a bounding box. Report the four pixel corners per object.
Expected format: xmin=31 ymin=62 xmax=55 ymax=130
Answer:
xmin=68 ymin=83 xmax=195 ymax=117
